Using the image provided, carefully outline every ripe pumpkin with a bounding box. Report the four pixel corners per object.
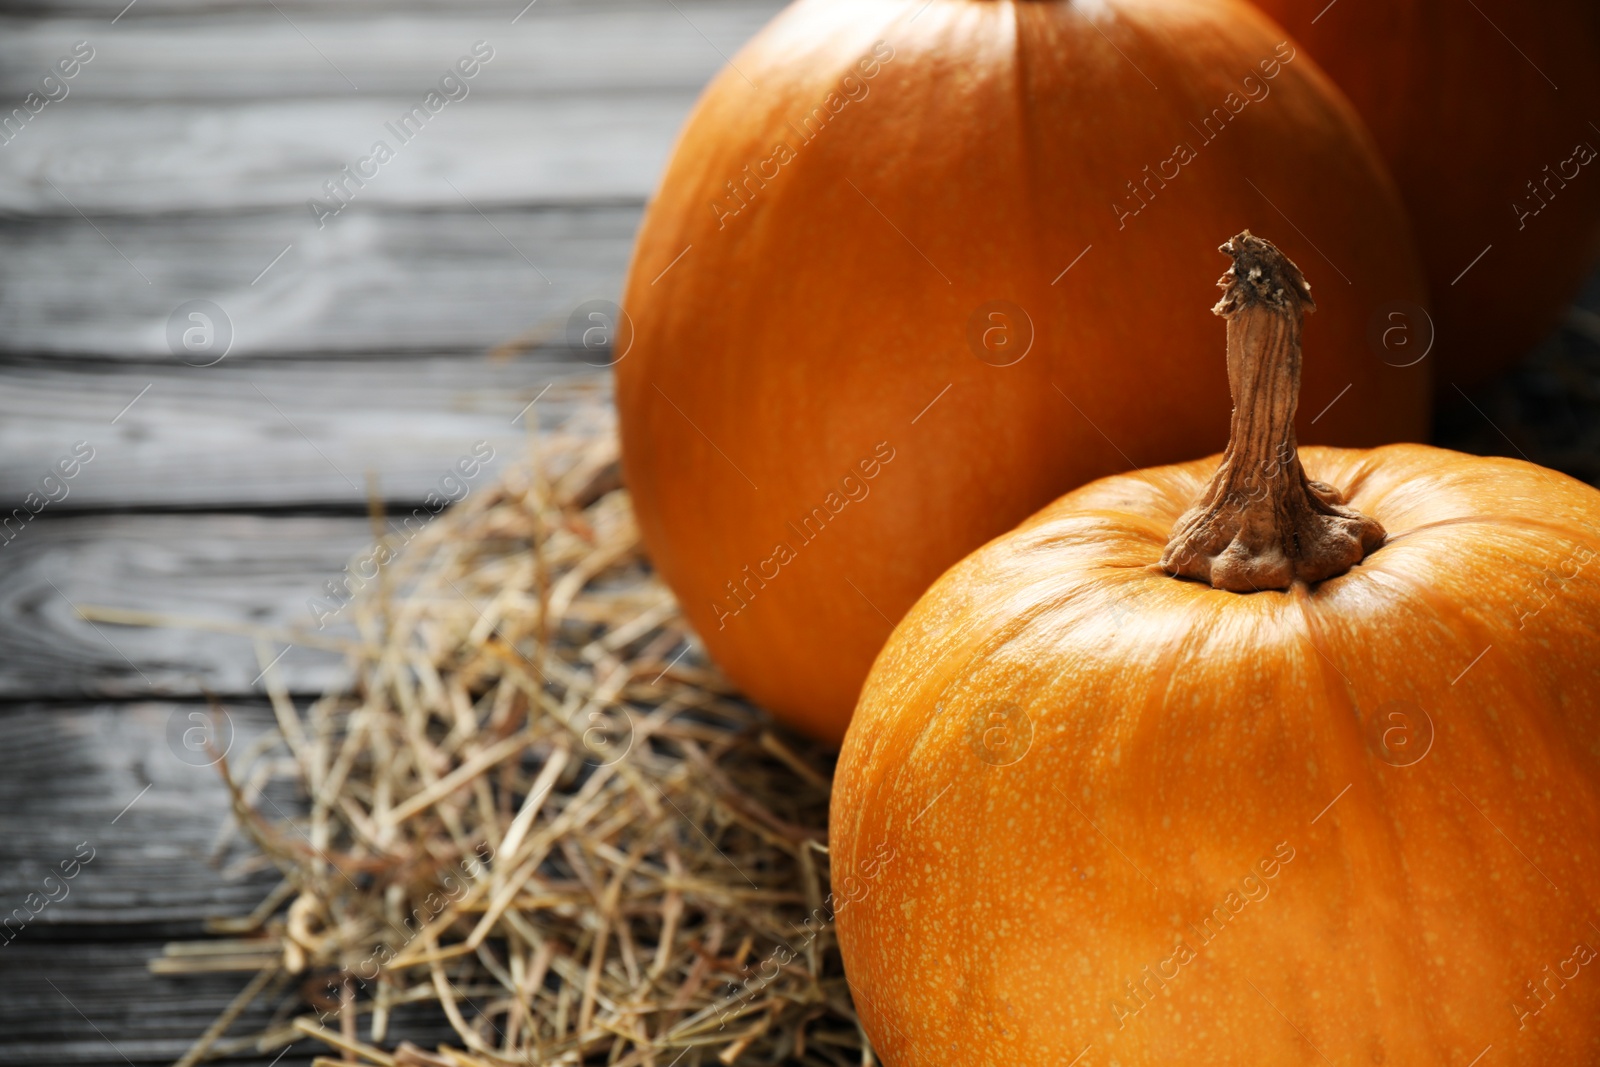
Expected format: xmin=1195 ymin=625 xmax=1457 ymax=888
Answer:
xmin=617 ymin=0 xmax=1431 ymax=743
xmin=1250 ymin=0 xmax=1600 ymax=385
xmin=831 ymin=234 xmax=1600 ymax=1065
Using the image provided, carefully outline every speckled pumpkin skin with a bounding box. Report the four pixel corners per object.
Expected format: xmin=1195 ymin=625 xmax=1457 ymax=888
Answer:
xmin=831 ymin=444 xmax=1600 ymax=1065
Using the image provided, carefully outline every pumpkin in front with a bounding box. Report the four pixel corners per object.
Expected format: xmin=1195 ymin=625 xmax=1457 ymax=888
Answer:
xmin=830 ymin=236 xmax=1600 ymax=1064
xmin=618 ymin=0 xmax=1430 ymax=743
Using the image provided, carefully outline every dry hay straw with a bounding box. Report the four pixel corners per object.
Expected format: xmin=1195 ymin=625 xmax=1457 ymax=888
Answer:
xmin=168 ymin=415 xmax=867 ymax=1067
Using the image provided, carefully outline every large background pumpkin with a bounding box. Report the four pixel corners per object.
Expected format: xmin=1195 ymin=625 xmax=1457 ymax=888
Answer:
xmin=618 ymin=0 xmax=1430 ymax=743
xmin=831 ymin=236 xmax=1600 ymax=1064
xmin=1251 ymin=0 xmax=1600 ymax=386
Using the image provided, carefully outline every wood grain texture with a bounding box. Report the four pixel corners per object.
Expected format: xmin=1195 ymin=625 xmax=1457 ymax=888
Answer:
xmin=1 ymin=0 xmax=769 ymax=18
xmin=0 ymin=2 xmax=792 ymax=215
xmin=0 ymin=208 xmax=639 ymax=356
xmin=0 ymin=5 xmax=782 ymax=99
xmin=0 ymin=358 xmax=610 ymax=507
xmin=1 ymin=938 xmax=311 ymax=1067
xmin=0 ymin=703 xmax=285 ymax=926
xmin=3 ymin=97 xmax=692 ymax=214
xmin=0 ymin=940 xmax=455 ymax=1066
xmin=0 ymin=512 xmax=433 ymax=698
xmin=0 ymin=706 xmax=492 ymax=1063
xmin=0 ymin=2 xmax=719 ymax=1062
xmin=0 ymin=6 xmax=780 ymax=216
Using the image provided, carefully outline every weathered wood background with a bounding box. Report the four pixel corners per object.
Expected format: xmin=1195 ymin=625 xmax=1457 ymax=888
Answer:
xmin=0 ymin=1 xmax=784 ymax=1062
xmin=2 ymin=0 xmax=1598 ymax=1064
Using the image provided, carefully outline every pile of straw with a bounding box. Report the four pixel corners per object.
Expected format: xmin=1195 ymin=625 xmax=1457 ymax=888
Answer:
xmin=165 ymin=416 xmax=864 ymax=1067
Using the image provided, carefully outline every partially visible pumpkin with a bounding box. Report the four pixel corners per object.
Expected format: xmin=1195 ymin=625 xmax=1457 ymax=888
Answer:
xmin=1251 ymin=0 xmax=1600 ymax=385
xmin=618 ymin=0 xmax=1430 ymax=744
xmin=831 ymin=234 xmax=1600 ymax=1065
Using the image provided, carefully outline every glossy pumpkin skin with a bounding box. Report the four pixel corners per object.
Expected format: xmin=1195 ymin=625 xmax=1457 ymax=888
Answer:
xmin=832 ymin=444 xmax=1600 ymax=1065
xmin=1251 ymin=0 xmax=1600 ymax=385
xmin=617 ymin=0 xmax=1430 ymax=743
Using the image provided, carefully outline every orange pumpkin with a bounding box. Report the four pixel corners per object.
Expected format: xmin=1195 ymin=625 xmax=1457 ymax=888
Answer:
xmin=832 ymin=234 xmax=1600 ymax=1065
xmin=618 ymin=0 xmax=1431 ymax=743
xmin=1251 ymin=0 xmax=1600 ymax=385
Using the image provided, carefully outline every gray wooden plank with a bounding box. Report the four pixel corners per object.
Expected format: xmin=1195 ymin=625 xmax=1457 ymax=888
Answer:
xmin=0 ymin=703 xmax=285 ymax=926
xmin=0 ymin=5 xmax=782 ymax=99
xmin=0 ymin=514 xmax=377 ymax=698
xmin=0 ymin=207 xmax=638 ymax=356
xmin=0 ymin=940 xmax=454 ymax=1066
xmin=2 ymin=96 xmax=690 ymax=215
xmin=2 ymin=0 xmax=768 ymax=17
xmin=0 ymin=0 xmax=786 ymax=217
xmin=0 ymin=358 xmax=610 ymax=508
xmin=0 ymin=939 xmax=314 ymax=1067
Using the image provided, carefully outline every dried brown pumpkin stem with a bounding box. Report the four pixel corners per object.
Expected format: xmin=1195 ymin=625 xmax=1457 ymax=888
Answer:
xmin=1160 ymin=231 xmax=1384 ymax=592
